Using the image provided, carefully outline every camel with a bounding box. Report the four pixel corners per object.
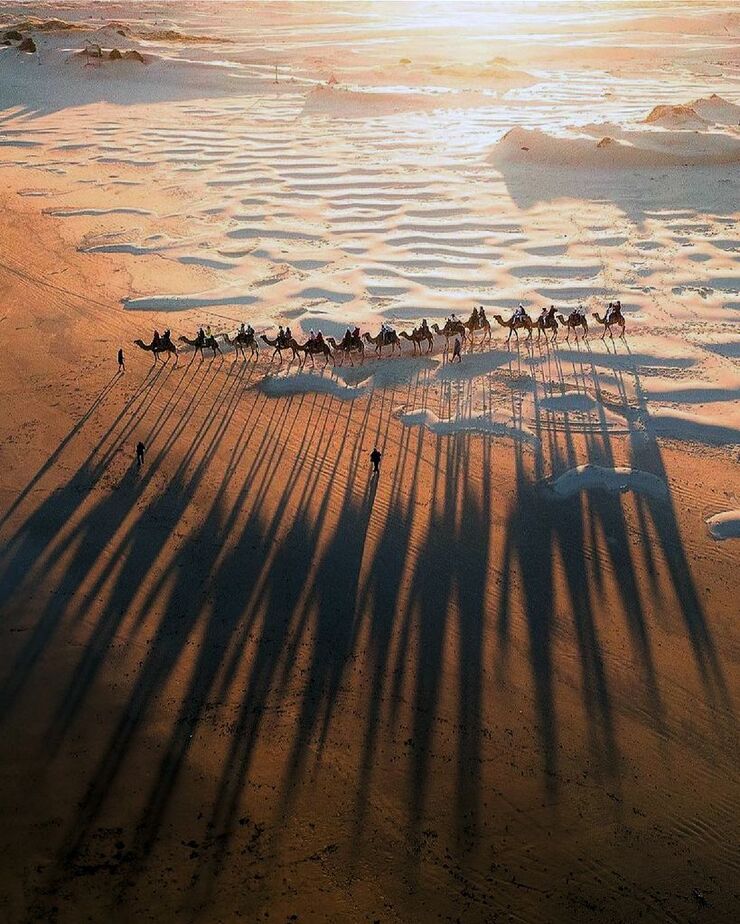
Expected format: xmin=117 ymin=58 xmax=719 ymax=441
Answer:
xmin=289 ymin=336 xmax=333 ymax=367
xmin=493 ymin=313 xmax=533 ymax=343
xmin=534 ymin=306 xmax=559 ymax=344
xmin=464 ymin=309 xmax=493 ymax=344
xmin=556 ymin=310 xmax=588 ymax=341
xmin=178 ymin=333 xmax=222 ymax=359
xmin=364 ymin=329 xmax=401 ymax=356
xmin=134 ymin=337 xmax=178 ymax=364
xmin=592 ymin=303 xmax=625 ymax=339
xmin=399 ymin=327 xmax=434 ymax=354
xmin=260 ymin=333 xmax=295 ymax=363
xmin=223 ymin=330 xmax=259 ymax=359
xmin=327 ymin=334 xmax=364 ymax=365
xmin=431 ymin=321 xmax=467 ymax=349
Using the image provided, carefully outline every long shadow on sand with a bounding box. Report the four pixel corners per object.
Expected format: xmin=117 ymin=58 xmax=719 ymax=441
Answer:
xmin=0 ymin=338 xmax=732 ymax=914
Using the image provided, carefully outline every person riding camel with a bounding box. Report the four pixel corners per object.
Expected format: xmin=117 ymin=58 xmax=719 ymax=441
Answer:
xmin=152 ymin=329 xmax=161 ymax=349
xmin=513 ymin=304 xmax=527 ymax=323
xmin=573 ymin=304 xmax=586 ymax=319
xmin=278 ymin=325 xmax=285 ymax=347
xmin=478 ymin=307 xmax=488 ymax=325
xmin=381 ymin=321 xmax=394 ymax=344
xmin=420 ymin=318 xmax=430 ymax=335
xmin=162 ymin=328 xmax=171 ymax=345
xmin=352 ymin=325 xmax=360 ymax=339
xmin=285 ymin=326 xmax=292 ymax=343
xmin=247 ymin=324 xmax=254 ymax=337
xmin=315 ymin=330 xmax=325 ymax=347
xmin=239 ymin=322 xmax=246 ymax=335
xmin=206 ymin=325 xmax=212 ymax=340
xmin=197 ymin=327 xmax=205 ymax=346
xmin=470 ymin=306 xmax=479 ymax=327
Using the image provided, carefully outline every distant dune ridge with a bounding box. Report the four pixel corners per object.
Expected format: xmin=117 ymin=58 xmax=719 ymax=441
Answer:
xmin=491 ymin=98 xmax=740 ymax=169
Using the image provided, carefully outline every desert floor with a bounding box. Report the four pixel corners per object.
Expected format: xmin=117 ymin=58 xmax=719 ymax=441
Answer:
xmin=0 ymin=3 xmax=738 ymax=922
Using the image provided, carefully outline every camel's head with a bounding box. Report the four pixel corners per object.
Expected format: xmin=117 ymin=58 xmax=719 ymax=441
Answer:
xmin=363 ymin=332 xmax=371 ymax=341
xmin=133 ymin=339 xmax=145 ymax=347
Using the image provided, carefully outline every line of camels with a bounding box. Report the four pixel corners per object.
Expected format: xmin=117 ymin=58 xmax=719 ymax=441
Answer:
xmin=134 ymin=303 xmax=626 ymax=368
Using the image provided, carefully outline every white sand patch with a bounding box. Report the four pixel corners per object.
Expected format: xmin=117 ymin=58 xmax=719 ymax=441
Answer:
xmin=646 ymin=407 xmax=740 ymax=447
xmin=257 ymin=372 xmax=367 ymax=401
xmin=123 ymin=288 xmax=260 ymax=311
xmin=548 ymin=465 xmax=669 ymax=500
xmin=396 ymin=408 xmax=540 ymax=446
xmin=705 ymin=510 xmax=740 ymax=541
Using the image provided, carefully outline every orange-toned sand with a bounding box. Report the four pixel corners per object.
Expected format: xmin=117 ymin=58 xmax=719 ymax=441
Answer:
xmin=0 ymin=192 xmax=737 ymax=923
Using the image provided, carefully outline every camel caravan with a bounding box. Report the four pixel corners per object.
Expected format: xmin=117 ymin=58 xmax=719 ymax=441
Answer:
xmin=134 ymin=302 xmax=626 ymax=367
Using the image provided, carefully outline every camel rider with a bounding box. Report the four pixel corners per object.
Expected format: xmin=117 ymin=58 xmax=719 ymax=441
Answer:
xmin=162 ymin=328 xmax=171 ymax=344
xmin=573 ymin=305 xmax=586 ymax=319
xmin=420 ymin=319 xmax=430 ymax=335
xmin=470 ymin=306 xmax=479 ymax=326
xmin=246 ymin=324 xmax=254 ymax=337
xmin=197 ymin=327 xmax=205 ymax=346
xmin=206 ymin=325 xmax=212 ymax=340
xmin=239 ymin=322 xmax=246 ymax=335
xmin=153 ymin=329 xmax=161 ymax=349
xmin=278 ymin=325 xmax=285 ymax=347
xmin=513 ymin=304 xmax=527 ymax=323
xmin=344 ymin=327 xmax=353 ymax=347
xmin=285 ymin=326 xmax=292 ymax=343
xmin=352 ymin=325 xmax=360 ymax=339
xmin=381 ymin=321 xmax=394 ymax=344
xmin=478 ymin=308 xmax=487 ymax=326
xmin=315 ymin=330 xmax=325 ymax=347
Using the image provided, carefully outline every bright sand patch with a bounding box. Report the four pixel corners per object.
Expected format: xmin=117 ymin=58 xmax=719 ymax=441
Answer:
xmin=548 ymin=464 xmax=669 ymax=499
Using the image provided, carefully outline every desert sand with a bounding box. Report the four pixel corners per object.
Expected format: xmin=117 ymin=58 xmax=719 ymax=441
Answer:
xmin=0 ymin=2 xmax=738 ymax=922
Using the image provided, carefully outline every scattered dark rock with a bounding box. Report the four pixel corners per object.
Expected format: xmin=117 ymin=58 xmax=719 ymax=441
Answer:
xmin=399 ymin=57 xmax=411 ymax=65
xmin=123 ymin=49 xmax=145 ymax=63
xmin=4 ymin=30 xmax=23 ymax=41
xmin=109 ymin=48 xmax=123 ymax=60
xmin=18 ymin=37 xmax=37 ymax=53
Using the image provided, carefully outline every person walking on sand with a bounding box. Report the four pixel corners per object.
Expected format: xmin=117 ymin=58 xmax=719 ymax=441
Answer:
xmin=117 ymin=347 xmax=125 ymax=373
xmin=452 ymin=336 xmax=462 ymax=363
xmin=136 ymin=441 xmax=145 ymax=468
xmin=370 ymin=447 xmax=382 ymax=476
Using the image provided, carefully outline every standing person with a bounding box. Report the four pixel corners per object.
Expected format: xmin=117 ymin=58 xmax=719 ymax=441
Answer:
xmin=136 ymin=441 xmax=145 ymax=468
xmin=452 ymin=336 xmax=462 ymax=363
xmin=370 ymin=447 xmax=381 ymax=476
xmin=117 ymin=347 xmax=125 ymax=373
